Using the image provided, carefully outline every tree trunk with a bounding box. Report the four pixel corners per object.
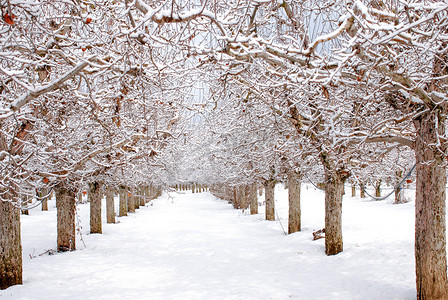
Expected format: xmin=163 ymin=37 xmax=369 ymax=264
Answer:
xmin=394 ymin=187 xmax=404 ymax=204
xmin=288 ymin=171 xmax=301 ymax=234
xmin=351 ymin=184 xmax=356 ymax=197
xmin=89 ymin=182 xmax=102 ymax=234
xmin=360 ymin=183 xmax=366 ymax=198
xmin=144 ymin=185 xmax=150 ymax=203
xmin=0 ymin=130 xmax=22 ymax=290
xmin=56 ymin=186 xmax=76 ymax=252
xmin=232 ymin=186 xmax=239 ymax=209
xmin=119 ymin=186 xmax=127 ymax=217
xmin=21 ymin=195 xmax=29 ymax=215
xmin=375 ymin=181 xmax=381 ymax=198
xmin=127 ymin=189 xmax=135 ymax=213
xmin=0 ymin=200 xmax=22 ymax=289
xmin=324 ymin=169 xmax=344 ymax=256
xmin=225 ymin=186 xmax=233 ymax=203
xmin=139 ymin=186 xmax=145 ymax=206
xmin=249 ymin=183 xmax=258 ymax=214
xmin=239 ymin=185 xmax=248 ymax=210
xmin=394 ymin=170 xmax=406 ymax=204
xmin=106 ymin=187 xmax=115 ymax=224
xmin=244 ymin=185 xmax=251 ymax=210
xmin=134 ymin=188 xmax=140 ymax=210
xmin=264 ymin=179 xmax=275 ymax=221
xmin=414 ymin=112 xmax=448 ymax=299
xmin=150 ymin=184 xmax=157 ymax=200
xmin=41 ymin=188 xmax=49 ymax=211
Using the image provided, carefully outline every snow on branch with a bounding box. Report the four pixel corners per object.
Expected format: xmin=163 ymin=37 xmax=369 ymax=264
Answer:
xmin=152 ymin=8 xmax=206 ymax=24
xmin=73 ymin=133 xmax=156 ymax=172
xmin=364 ymin=135 xmax=414 ymax=149
xmin=10 ymin=55 xmax=96 ymax=112
xmin=304 ymin=16 xmax=355 ymax=56
xmin=353 ymin=1 xmax=448 ymax=46
xmin=352 ymin=0 xmax=397 ymax=22
xmin=136 ymin=2 xmax=226 ymax=36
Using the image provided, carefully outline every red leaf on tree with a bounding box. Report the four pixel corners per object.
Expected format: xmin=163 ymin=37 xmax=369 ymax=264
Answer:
xmin=43 ymin=177 xmax=49 ymax=183
xmin=4 ymin=13 xmax=16 ymax=25
xmin=85 ymin=17 xmax=92 ymax=24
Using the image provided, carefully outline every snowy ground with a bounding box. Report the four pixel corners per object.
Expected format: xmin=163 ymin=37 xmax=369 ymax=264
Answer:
xmin=1 ymin=184 xmax=416 ymax=299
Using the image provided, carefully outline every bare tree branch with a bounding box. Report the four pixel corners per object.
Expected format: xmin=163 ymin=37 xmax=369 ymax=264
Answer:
xmin=10 ymin=56 xmax=96 ymax=112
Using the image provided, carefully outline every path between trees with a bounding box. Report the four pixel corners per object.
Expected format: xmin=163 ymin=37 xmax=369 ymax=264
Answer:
xmin=2 ymin=187 xmax=415 ymax=299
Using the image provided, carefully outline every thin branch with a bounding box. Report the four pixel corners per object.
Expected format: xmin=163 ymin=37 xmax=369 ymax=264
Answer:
xmin=10 ymin=55 xmax=96 ymax=112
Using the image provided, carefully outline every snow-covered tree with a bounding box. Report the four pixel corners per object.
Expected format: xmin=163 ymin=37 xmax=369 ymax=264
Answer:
xmin=144 ymin=1 xmax=448 ymax=297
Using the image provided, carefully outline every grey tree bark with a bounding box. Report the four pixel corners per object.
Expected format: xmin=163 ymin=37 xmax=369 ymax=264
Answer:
xmin=56 ymin=185 xmax=76 ymax=252
xmin=106 ymin=187 xmax=115 ymax=224
xmin=89 ymin=182 xmax=102 ymax=234
xmin=0 ymin=199 xmax=22 ymax=289
xmin=264 ymin=179 xmax=275 ymax=221
xmin=288 ymin=171 xmax=301 ymax=234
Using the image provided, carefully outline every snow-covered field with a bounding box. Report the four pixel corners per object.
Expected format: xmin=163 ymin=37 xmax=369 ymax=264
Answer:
xmin=1 ymin=184 xmax=416 ymax=299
